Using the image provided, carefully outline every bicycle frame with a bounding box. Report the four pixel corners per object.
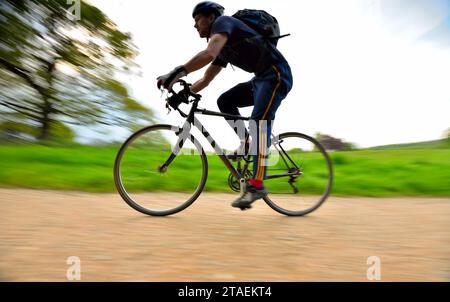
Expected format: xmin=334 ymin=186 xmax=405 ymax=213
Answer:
xmin=162 ymin=96 xmax=301 ymax=181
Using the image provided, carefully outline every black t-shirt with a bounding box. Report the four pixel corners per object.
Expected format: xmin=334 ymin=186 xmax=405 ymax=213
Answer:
xmin=210 ymin=15 xmax=287 ymax=74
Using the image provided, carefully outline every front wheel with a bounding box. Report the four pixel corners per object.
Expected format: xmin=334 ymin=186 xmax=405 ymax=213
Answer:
xmin=263 ymin=132 xmax=333 ymax=216
xmin=114 ymin=124 xmax=208 ymax=216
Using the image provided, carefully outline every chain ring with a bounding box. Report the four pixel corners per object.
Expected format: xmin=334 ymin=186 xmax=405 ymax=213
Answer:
xmin=227 ymin=170 xmax=252 ymax=192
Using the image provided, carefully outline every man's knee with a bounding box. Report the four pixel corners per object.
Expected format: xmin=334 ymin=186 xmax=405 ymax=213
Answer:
xmin=217 ymin=92 xmax=234 ymax=113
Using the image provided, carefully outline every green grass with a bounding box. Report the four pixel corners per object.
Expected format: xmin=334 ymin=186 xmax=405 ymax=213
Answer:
xmin=367 ymin=138 xmax=450 ymax=150
xmin=0 ymin=143 xmax=449 ymax=196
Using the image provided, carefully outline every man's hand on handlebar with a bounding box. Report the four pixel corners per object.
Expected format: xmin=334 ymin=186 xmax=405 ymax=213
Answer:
xmin=156 ymin=65 xmax=187 ymax=90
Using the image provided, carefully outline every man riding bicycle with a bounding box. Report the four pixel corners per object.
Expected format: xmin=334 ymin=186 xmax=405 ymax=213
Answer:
xmin=157 ymin=1 xmax=293 ymax=209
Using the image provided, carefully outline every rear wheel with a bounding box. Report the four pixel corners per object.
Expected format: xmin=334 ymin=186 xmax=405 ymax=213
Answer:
xmin=263 ymin=132 xmax=333 ymax=216
xmin=114 ymin=124 xmax=208 ymax=216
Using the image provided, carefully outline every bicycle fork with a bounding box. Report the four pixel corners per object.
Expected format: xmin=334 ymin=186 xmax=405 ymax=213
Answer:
xmin=158 ymin=122 xmax=192 ymax=173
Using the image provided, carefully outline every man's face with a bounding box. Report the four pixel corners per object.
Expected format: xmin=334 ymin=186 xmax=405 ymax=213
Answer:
xmin=194 ymin=14 xmax=214 ymax=38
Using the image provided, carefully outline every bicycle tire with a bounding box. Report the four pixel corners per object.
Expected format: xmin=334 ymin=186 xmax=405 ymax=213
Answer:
xmin=114 ymin=124 xmax=208 ymax=216
xmin=263 ymin=132 xmax=333 ymax=216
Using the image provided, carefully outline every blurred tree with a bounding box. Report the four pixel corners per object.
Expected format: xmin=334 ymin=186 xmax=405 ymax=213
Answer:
xmin=0 ymin=0 xmax=154 ymax=142
xmin=0 ymin=120 xmax=75 ymax=143
xmin=0 ymin=120 xmax=39 ymax=142
xmin=318 ymin=134 xmax=345 ymax=151
xmin=314 ymin=133 xmax=357 ymax=151
xmin=342 ymin=141 xmax=358 ymax=151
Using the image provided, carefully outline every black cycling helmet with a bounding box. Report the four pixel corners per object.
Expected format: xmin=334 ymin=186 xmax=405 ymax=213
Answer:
xmin=192 ymin=1 xmax=224 ymax=18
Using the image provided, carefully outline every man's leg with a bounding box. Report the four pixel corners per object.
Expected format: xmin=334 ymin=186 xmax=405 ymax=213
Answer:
xmin=232 ymin=64 xmax=292 ymax=208
xmin=217 ymin=81 xmax=254 ymax=148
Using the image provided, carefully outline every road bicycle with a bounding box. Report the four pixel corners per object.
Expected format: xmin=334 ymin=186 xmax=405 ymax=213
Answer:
xmin=114 ymin=80 xmax=333 ymax=216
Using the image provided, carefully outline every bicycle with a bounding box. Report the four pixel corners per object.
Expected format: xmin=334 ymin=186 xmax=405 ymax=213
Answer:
xmin=114 ymin=80 xmax=333 ymax=216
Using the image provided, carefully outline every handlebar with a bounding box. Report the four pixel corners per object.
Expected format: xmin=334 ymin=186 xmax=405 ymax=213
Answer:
xmin=164 ymin=80 xmax=201 ymax=114
xmin=168 ymin=80 xmax=201 ymax=102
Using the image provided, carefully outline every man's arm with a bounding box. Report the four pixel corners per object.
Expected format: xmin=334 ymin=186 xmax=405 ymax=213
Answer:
xmin=191 ymin=64 xmax=222 ymax=93
xmin=183 ymin=33 xmax=228 ymax=74
xmin=156 ymin=33 xmax=227 ymax=89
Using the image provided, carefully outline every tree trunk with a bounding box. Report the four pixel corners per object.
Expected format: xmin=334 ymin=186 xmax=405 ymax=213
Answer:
xmin=38 ymin=98 xmax=51 ymax=141
xmin=38 ymin=60 xmax=57 ymax=141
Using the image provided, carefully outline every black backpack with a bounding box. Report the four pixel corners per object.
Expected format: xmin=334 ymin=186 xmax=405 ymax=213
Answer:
xmin=232 ymin=9 xmax=289 ymax=46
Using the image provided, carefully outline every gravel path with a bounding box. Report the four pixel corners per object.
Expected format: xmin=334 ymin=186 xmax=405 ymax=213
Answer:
xmin=0 ymin=189 xmax=449 ymax=281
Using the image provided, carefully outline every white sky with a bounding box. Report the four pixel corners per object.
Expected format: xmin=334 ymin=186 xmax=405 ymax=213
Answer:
xmin=85 ymin=0 xmax=450 ymax=149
